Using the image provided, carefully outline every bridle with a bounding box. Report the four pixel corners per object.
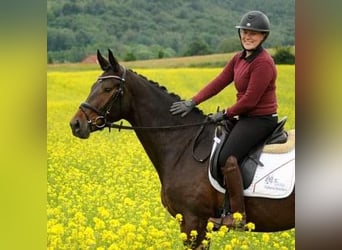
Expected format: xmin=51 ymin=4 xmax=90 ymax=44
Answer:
xmin=79 ymin=66 xmax=127 ymax=129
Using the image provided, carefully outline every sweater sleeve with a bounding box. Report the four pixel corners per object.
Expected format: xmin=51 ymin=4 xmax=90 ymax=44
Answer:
xmin=191 ymin=56 xmax=236 ymax=104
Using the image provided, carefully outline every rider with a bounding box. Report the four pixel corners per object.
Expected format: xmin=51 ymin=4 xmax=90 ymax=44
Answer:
xmin=170 ymin=10 xmax=278 ymax=228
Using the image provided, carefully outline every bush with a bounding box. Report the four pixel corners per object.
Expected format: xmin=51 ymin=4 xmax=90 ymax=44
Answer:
xmin=124 ymin=52 xmax=136 ymax=61
xmin=183 ymin=40 xmax=211 ymax=56
xmin=272 ymin=47 xmax=295 ymax=64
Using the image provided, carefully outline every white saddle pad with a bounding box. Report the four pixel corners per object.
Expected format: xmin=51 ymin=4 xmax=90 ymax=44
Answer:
xmin=209 ymin=148 xmax=295 ymax=199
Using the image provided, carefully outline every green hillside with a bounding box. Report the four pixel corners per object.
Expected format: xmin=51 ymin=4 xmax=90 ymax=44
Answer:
xmin=48 ymin=0 xmax=294 ymax=63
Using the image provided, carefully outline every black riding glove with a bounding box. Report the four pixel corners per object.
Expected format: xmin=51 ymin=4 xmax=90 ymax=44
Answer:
xmin=170 ymin=99 xmax=196 ymax=117
xmin=209 ymin=110 xmax=227 ymax=123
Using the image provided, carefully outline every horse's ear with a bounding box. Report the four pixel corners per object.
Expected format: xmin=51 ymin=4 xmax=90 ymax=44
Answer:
xmin=108 ymin=49 xmax=120 ymax=72
xmin=97 ymin=49 xmax=110 ymax=71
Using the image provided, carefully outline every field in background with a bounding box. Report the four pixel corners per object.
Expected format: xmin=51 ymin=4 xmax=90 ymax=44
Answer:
xmin=47 ymin=52 xmax=235 ymax=72
xmin=47 ymin=66 xmax=295 ymax=249
xmin=47 ymin=47 xmax=295 ymax=71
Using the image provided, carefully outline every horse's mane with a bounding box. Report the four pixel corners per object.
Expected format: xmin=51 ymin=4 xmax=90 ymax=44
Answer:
xmin=129 ymin=69 xmax=205 ymax=116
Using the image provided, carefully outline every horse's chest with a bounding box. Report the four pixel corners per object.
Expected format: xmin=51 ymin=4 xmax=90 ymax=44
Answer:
xmin=161 ymin=186 xmax=178 ymax=216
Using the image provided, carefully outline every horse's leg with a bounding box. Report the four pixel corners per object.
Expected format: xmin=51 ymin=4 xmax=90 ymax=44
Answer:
xmin=180 ymin=214 xmax=209 ymax=250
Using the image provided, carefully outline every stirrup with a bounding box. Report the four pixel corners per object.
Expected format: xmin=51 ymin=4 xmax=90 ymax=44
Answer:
xmin=208 ymin=213 xmax=246 ymax=231
xmin=208 ymin=213 xmax=233 ymax=230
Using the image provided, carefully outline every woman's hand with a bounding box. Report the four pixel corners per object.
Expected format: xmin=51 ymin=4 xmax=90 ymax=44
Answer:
xmin=209 ymin=110 xmax=227 ymax=122
xmin=170 ymin=99 xmax=196 ymax=117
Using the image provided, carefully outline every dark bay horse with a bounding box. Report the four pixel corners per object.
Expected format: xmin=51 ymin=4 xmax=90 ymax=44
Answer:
xmin=70 ymin=50 xmax=294 ymax=249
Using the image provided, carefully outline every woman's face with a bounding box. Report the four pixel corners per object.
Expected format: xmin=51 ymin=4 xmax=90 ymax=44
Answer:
xmin=240 ymin=29 xmax=266 ymax=50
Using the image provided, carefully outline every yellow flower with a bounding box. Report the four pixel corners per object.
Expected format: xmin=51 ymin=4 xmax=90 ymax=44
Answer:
xmin=109 ymin=219 xmax=120 ymax=229
xmin=206 ymin=221 xmax=214 ymax=232
xmin=202 ymin=239 xmax=209 ymax=247
xmin=97 ymin=206 xmax=110 ymax=219
xmin=205 ymin=232 xmax=213 ymax=240
xmin=93 ymin=217 xmax=106 ymax=230
xmin=233 ymin=212 xmax=243 ymax=222
xmin=219 ymin=225 xmax=228 ymax=233
xmin=74 ymin=211 xmax=86 ymax=225
xmin=101 ymin=229 xmax=115 ymax=241
xmin=161 ymin=241 xmax=172 ymax=248
xmin=126 ymin=232 xmax=135 ymax=242
xmin=123 ymin=197 xmax=135 ymax=206
xmin=179 ymin=232 xmax=188 ymax=241
xmin=49 ymin=223 xmax=64 ymax=235
xmin=231 ymin=238 xmax=239 ymax=246
xmin=217 ymin=230 xmax=226 ymax=237
xmin=281 ymin=231 xmax=291 ymax=238
xmin=190 ymin=230 xmax=198 ymax=238
xmin=85 ymin=238 xmax=96 ymax=246
xmin=84 ymin=226 xmax=95 ymax=239
xmin=262 ymin=233 xmax=270 ymax=243
xmin=175 ymin=213 xmax=183 ymax=223
xmin=245 ymin=222 xmax=255 ymax=232
xmin=224 ymin=244 xmax=233 ymax=250
xmin=108 ymin=243 xmax=120 ymax=250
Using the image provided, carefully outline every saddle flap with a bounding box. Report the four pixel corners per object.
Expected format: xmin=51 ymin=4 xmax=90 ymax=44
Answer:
xmin=266 ymin=116 xmax=288 ymax=144
xmin=209 ymin=124 xmax=228 ymax=187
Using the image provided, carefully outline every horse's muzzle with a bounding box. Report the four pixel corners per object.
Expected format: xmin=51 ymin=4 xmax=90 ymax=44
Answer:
xmin=70 ymin=117 xmax=91 ymax=139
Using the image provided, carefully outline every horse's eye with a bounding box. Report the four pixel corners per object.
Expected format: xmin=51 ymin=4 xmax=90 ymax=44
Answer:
xmin=104 ymin=88 xmax=112 ymax=93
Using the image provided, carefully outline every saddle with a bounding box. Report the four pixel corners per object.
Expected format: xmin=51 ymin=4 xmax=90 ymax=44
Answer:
xmin=209 ymin=117 xmax=288 ymax=189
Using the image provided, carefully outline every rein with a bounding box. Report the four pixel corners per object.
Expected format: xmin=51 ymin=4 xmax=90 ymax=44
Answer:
xmin=107 ymin=118 xmax=213 ymax=131
xmin=108 ymin=118 xmax=213 ymax=163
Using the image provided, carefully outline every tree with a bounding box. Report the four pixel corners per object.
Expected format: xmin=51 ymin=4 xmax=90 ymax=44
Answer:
xmin=47 ymin=28 xmax=75 ymax=51
xmin=272 ymin=47 xmax=295 ymax=64
xmin=47 ymin=0 xmax=294 ymax=62
xmin=61 ymin=3 xmax=81 ymax=16
xmin=124 ymin=51 xmax=136 ymax=61
xmin=218 ymin=37 xmax=241 ymax=53
xmin=183 ymin=40 xmax=211 ymax=56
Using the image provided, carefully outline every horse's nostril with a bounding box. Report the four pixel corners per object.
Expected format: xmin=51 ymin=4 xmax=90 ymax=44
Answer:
xmin=70 ymin=119 xmax=80 ymax=130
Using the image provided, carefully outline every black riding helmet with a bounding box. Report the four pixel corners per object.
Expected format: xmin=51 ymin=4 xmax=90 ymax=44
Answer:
xmin=236 ymin=10 xmax=270 ymax=50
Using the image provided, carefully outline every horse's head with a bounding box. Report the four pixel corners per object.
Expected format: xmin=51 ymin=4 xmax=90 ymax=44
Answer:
xmin=70 ymin=49 xmax=130 ymax=139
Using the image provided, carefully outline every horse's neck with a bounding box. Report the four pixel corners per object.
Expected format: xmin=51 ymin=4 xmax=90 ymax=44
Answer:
xmin=125 ymin=73 xmax=206 ymax=179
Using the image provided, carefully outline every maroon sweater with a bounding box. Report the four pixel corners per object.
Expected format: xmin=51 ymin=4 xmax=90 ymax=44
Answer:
xmin=192 ymin=48 xmax=277 ymax=118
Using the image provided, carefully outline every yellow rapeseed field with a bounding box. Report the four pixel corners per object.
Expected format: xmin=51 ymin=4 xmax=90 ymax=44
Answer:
xmin=47 ymin=66 xmax=295 ymax=249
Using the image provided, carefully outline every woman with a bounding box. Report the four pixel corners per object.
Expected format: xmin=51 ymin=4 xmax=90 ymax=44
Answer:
xmin=170 ymin=10 xmax=278 ymax=228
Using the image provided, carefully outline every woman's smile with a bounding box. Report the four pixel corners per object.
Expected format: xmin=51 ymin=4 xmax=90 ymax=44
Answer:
xmin=240 ymin=29 xmax=266 ymax=50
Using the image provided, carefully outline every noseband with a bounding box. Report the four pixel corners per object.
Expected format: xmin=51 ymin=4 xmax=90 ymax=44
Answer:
xmin=79 ymin=66 xmax=127 ymax=129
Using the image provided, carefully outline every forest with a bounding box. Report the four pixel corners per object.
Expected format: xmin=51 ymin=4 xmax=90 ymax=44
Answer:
xmin=47 ymin=0 xmax=294 ymax=63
